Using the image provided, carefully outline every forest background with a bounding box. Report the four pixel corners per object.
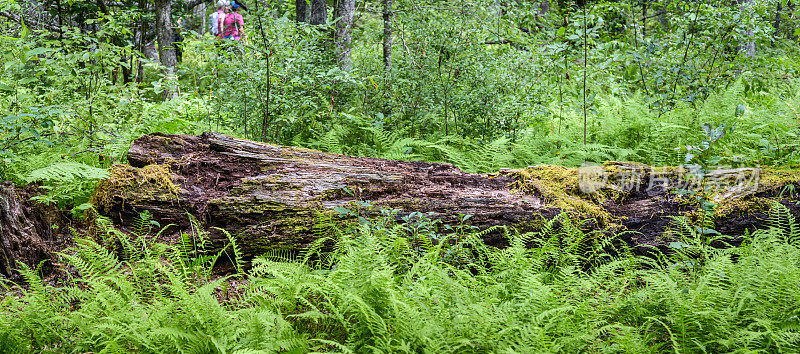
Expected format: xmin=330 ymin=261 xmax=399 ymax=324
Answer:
xmin=2 ymin=0 xmax=799 ymax=207
xmin=3 ymin=0 xmax=800 ymax=352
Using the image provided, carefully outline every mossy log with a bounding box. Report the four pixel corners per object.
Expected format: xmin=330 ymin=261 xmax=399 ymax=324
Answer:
xmin=0 ymin=182 xmax=72 ymax=280
xmin=93 ymin=133 xmax=800 ymax=257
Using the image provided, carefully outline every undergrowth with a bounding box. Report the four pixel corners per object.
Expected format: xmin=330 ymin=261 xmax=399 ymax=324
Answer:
xmin=299 ymin=79 xmax=800 ymax=173
xmin=2 ymin=204 xmax=800 ymax=352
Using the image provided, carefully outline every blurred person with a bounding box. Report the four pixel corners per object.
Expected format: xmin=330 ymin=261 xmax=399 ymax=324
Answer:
xmin=210 ymin=0 xmax=229 ymax=37
xmin=222 ymin=1 xmax=247 ymax=43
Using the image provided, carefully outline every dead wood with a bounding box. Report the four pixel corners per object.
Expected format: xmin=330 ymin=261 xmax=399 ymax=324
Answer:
xmin=0 ymin=182 xmax=72 ymax=281
xmin=91 ymin=132 xmax=800 ymax=258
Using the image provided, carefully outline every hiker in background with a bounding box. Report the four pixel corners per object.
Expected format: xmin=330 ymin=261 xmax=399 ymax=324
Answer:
xmin=222 ymin=1 xmax=247 ymax=43
xmin=209 ymin=0 xmax=229 ymax=37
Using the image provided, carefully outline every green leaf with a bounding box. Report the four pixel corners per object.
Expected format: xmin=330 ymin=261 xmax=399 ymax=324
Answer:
xmin=695 ymin=226 xmax=720 ymax=235
xmin=20 ymin=21 xmax=29 ymax=39
xmin=25 ymin=47 xmax=50 ymax=58
xmin=735 ymin=104 xmax=746 ymax=117
xmin=73 ymin=203 xmax=94 ymax=211
xmin=669 ymin=241 xmax=689 ymax=249
xmin=333 ymin=206 xmax=351 ymax=216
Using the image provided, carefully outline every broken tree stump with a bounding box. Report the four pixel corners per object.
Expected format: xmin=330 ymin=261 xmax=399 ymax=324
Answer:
xmin=93 ymin=133 xmax=800 ymax=258
xmin=0 ymin=182 xmax=72 ymax=280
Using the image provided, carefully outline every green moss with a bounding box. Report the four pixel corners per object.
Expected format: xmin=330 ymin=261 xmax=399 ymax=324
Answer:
xmin=709 ymin=167 xmax=798 ymax=219
xmin=713 ymin=197 xmax=774 ymax=219
xmin=92 ymin=164 xmax=180 ymax=211
xmin=758 ymin=168 xmax=800 ymax=193
xmin=506 ymin=216 xmax=549 ymax=234
xmin=646 ymin=166 xmax=800 ymax=225
xmin=232 ymin=175 xmax=302 ymax=196
xmin=375 ymin=198 xmax=428 ymax=211
xmin=503 ymin=165 xmax=618 ymax=226
xmin=315 ymin=187 xmax=352 ymax=202
xmin=209 ymin=198 xmax=296 ymax=214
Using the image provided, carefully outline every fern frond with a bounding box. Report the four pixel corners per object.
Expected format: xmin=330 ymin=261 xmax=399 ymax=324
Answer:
xmin=767 ymin=202 xmax=800 ymax=246
xmin=24 ymin=162 xmax=108 ymax=184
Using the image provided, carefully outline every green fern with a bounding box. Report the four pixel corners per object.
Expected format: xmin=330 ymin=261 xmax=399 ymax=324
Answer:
xmin=766 ymin=202 xmax=800 ymax=246
xmin=24 ymin=162 xmax=107 ymax=183
xmin=5 ymin=205 xmax=800 ymax=352
xmin=23 ymin=162 xmax=108 ymax=206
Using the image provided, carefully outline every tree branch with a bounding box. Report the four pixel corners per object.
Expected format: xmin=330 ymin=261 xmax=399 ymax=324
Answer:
xmin=639 ymin=10 xmax=668 ymax=22
xmin=0 ymin=11 xmax=61 ymax=32
xmin=183 ymin=0 xmax=207 ymax=10
xmin=481 ymin=39 xmax=528 ymax=51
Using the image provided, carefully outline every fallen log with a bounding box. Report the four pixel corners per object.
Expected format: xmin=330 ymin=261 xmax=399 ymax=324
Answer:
xmin=92 ymin=132 xmax=800 ymax=258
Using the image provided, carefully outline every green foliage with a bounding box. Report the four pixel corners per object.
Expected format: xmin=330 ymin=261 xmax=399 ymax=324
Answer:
xmin=3 ymin=205 xmax=800 ymax=352
xmin=2 ymin=1 xmax=800 ymax=351
xmin=24 ymin=162 xmax=109 ymax=206
xmin=0 ymin=26 xmax=216 ymax=207
xmin=3 ymin=0 xmax=800 ymax=204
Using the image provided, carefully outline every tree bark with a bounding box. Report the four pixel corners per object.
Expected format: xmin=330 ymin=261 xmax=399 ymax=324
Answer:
xmin=155 ymin=0 xmax=179 ymax=100
xmin=195 ymin=1 xmax=206 ymax=35
xmin=93 ymin=133 xmax=800 ymax=259
xmin=773 ymin=0 xmax=783 ymax=47
xmin=0 ymin=183 xmax=71 ymax=281
xmin=334 ymin=0 xmax=356 ymax=70
xmin=309 ymin=0 xmax=326 ymax=25
xmin=641 ymin=0 xmax=647 ymax=38
xmin=135 ymin=0 xmax=147 ymax=84
xmin=538 ymin=0 xmax=549 ymax=15
xmin=382 ymin=0 xmax=392 ymax=71
xmin=738 ymin=0 xmax=756 ymax=58
xmin=296 ymin=0 xmax=308 ymax=22
xmin=790 ymin=0 xmax=797 ymax=40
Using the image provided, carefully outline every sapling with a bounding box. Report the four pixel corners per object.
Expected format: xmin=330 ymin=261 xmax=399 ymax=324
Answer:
xmin=676 ymin=123 xmax=736 ymax=241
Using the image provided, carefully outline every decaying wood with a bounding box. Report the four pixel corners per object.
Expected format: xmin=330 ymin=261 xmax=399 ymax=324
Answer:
xmin=94 ymin=133 xmax=554 ymax=257
xmin=0 ymin=183 xmax=72 ymax=280
xmin=93 ymin=133 xmax=800 ymax=258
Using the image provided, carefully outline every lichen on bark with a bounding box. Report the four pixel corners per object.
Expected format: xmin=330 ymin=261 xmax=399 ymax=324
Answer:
xmin=92 ymin=132 xmax=800 ymax=258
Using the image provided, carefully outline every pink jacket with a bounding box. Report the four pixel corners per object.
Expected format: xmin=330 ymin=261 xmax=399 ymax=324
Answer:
xmin=221 ymin=12 xmax=244 ymax=40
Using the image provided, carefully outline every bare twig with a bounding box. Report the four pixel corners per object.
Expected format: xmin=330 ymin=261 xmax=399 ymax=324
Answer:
xmin=481 ymin=39 xmax=528 ymax=51
xmin=0 ymin=10 xmax=60 ymax=32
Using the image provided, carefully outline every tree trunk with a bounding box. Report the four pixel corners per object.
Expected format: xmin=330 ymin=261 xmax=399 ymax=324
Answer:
xmin=121 ymin=52 xmax=131 ymax=84
xmin=653 ymin=3 xmax=668 ymax=30
xmin=295 ymin=0 xmax=308 ymax=22
xmin=55 ymin=0 xmax=64 ymax=51
xmin=135 ymin=0 xmax=146 ymax=84
xmin=538 ymin=0 xmax=549 ymax=15
xmin=790 ymin=0 xmax=797 ymax=40
xmin=641 ymin=0 xmax=646 ymax=38
xmin=195 ymin=1 xmax=207 ymax=35
xmin=309 ymin=0 xmax=326 ymax=25
xmin=738 ymin=0 xmax=756 ymax=58
xmin=0 ymin=183 xmax=71 ymax=281
xmin=155 ymin=0 xmax=178 ymax=100
xmin=382 ymin=0 xmax=392 ymax=71
xmin=334 ymin=0 xmax=356 ymax=70
xmin=93 ymin=133 xmax=800 ymax=259
xmin=773 ymin=0 xmax=783 ymax=47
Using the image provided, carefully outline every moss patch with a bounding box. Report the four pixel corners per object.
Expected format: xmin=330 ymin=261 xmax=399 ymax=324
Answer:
xmin=708 ymin=167 xmax=799 ymax=219
xmin=209 ymin=198 xmax=296 ymax=214
xmin=92 ymin=164 xmax=180 ymax=211
xmin=503 ymin=165 xmax=618 ymax=225
xmin=713 ymin=197 xmax=774 ymax=219
xmin=758 ymin=168 xmax=800 ymax=193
